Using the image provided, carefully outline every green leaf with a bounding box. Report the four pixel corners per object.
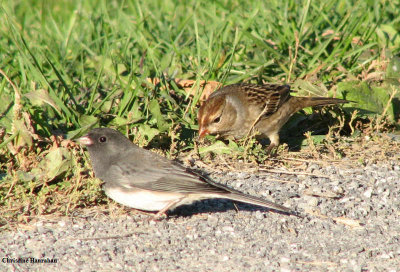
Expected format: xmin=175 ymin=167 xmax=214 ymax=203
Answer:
xmin=40 ymin=147 xmax=72 ymax=181
xmin=149 ymin=99 xmax=169 ymax=132
xmin=13 ymin=119 xmax=33 ymax=148
xmin=16 ymin=170 xmax=35 ymax=182
xmin=118 ymin=90 xmax=134 ymax=117
xmin=337 ymin=81 xmax=396 ymax=120
xmin=137 ymin=124 xmax=160 ymax=146
xmin=0 ymin=92 xmax=13 ymax=131
xmin=24 ymin=88 xmax=61 ymax=114
xmin=199 ymin=141 xmax=233 ymax=155
xmin=67 ymin=115 xmax=99 ymax=139
xmin=100 ymin=100 xmax=113 ymax=113
xmin=292 ymin=79 xmax=328 ymax=97
xmin=29 ymin=147 xmax=73 ymax=182
xmin=109 ymin=116 xmax=129 ymax=127
xmin=307 ymin=135 xmax=326 ymax=146
xmin=127 ymin=100 xmax=144 ymax=123
xmin=377 ymin=24 xmax=400 ymax=49
xmin=386 ymin=57 xmax=400 ymax=84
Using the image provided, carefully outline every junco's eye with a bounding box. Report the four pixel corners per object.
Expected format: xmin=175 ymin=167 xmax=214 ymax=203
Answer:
xmin=99 ymin=136 xmax=107 ymax=143
xmin=213 ymin=116 xmax=221 ymax=123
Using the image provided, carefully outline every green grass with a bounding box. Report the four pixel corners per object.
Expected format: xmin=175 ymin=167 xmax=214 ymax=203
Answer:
xmin=0 ymin=0 xmax=399 ymax=229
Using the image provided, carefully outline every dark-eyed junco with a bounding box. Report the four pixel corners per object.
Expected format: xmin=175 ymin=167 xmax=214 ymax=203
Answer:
xmin=198 ymin=83 xmax=349 ymax=151
xmin=79 ymin=128 xmax=294 ymax=217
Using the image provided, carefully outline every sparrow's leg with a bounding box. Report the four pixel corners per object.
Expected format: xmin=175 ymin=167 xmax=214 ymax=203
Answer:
xmin=266 ymin=144 xmax=277 ymax=155
xmin=266 ymin=133 xmax=280 ymax=155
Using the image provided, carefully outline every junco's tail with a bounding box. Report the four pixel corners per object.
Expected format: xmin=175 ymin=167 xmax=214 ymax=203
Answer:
xmin=224 ymin=192 xmax=294 ymax=215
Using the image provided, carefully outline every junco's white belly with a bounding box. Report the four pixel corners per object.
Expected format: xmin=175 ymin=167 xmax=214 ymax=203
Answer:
xmin=104 ymin=187 xmax=182 ymax=211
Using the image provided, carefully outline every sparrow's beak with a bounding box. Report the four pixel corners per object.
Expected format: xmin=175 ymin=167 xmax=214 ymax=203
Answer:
xmin=78 ymin=135 xmax=93 ymax=146
xmin=198 ymin=127 xmax=209 ymax=139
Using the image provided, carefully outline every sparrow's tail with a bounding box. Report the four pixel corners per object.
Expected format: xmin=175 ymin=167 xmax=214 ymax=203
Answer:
xmin=291 ymin=96 xmax=349 ymax=113
xmin=223 ymin=191 xmax=298 ymax=216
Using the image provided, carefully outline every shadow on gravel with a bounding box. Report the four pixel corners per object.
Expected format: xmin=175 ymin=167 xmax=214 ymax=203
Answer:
xmin=166 ymin=199 xmax=292 ymax=218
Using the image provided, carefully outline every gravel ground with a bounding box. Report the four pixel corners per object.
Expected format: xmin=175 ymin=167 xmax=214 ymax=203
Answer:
xmin=1 ymin=154 xmax=399 ymax=271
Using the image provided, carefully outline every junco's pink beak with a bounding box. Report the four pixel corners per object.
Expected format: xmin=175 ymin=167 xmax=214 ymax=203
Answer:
xmin=78 ymin=135 xmax=93 ymax=146
xmin=198 ymin=127 xmax=209 ymax=139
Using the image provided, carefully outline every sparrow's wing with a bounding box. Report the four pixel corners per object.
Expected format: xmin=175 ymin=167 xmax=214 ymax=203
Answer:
xmin=104 ymin=148 xmax=230 ymax=194
xmin=241 ymin=83 xmax=292 ymax=115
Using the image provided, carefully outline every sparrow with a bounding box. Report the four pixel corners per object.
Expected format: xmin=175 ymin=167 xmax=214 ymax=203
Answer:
xmin=198 ymin=83 xmax=349 ymax=151
xmin=79 ymin=128 xmax=294 ymax=217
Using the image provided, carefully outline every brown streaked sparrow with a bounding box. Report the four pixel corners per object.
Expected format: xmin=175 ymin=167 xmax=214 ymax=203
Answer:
xmin=198 ymin=83 xmax=349 ymax=151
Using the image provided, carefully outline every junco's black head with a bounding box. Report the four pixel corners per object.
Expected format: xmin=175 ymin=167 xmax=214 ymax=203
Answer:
xmin=79 ymin=128 xmax=133 ymax=158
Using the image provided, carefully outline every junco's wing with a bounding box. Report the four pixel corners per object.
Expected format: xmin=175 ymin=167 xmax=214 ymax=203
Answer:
xmin=104 ymin=150 xmax=293 ymax=214
xmin=103 ymin=147 xmax=230 ymax=195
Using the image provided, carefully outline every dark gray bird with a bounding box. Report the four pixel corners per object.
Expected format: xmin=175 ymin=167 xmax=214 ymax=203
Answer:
xmin=79 ymin=128 xmax=294 ymax=217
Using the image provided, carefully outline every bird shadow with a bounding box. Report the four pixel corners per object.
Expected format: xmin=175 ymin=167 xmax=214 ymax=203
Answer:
xmin=166 ymin=198 xmax=293 ymax=218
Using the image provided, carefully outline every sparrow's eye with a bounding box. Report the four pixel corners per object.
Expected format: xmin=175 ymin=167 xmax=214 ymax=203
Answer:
xmin=99 ymin=136 xmax=107 ymax=143
xmin=213 ymin=116 xmax=221 ymax=123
